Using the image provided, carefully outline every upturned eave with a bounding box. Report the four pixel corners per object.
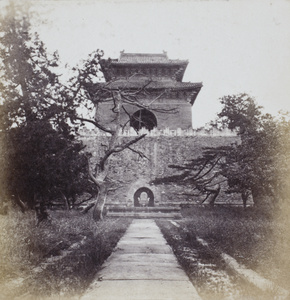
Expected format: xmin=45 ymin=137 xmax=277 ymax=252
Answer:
xmin=89 ymin=81 xmax=203 ymax=105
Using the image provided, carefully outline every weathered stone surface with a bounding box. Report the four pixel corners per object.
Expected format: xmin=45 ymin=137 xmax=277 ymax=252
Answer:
xmin=107 ymin=212 xmax=182 ymax=219
xmin=113 ymin=244 xmax=173 ymax=254
xmin=81 ymin=280 xmax=200 ymax=300
xmin=99 ymin=263 xmax=187 ymax=281
xmin=80 ymin=219 xmax=201 ymax=300
xmin=221 ymin=253 xmax=289 ymax=299
xmin=83 ymin=135 xmax=240 ymax=207
xmin=103 ymin=253 xmax=178 ymax=264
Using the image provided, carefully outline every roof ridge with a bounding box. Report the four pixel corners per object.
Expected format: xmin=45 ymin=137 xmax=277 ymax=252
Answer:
xmin=121 ymin=53 xmax=167 ymax=56
xmin=119 ymin=51 xmax=170 ymax=63
xmin=120 ymin=51 xmax=167 ymax=57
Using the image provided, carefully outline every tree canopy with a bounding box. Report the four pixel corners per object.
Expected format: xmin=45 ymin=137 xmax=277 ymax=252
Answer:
xmin=0 ymin=2 xmax=94 ymax=216
xmin=0 ymin=2 xmax=176 ymax=221
xmin=153 ymin=93 xmax=290 ymax=210
xmin=216 ymin=94 xmax=289 ymax=208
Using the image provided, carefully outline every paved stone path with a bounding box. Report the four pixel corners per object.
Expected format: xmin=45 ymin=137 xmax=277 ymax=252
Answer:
xmin=81 ymin=219 xmax=201 ymax=300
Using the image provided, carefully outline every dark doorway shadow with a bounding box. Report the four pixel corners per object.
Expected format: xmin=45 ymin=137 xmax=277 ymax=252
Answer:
xmin=133 ymin=187 xmax=154 ymax=207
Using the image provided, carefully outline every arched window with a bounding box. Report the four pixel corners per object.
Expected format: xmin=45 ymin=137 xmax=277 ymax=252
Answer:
xmin=130 ymin=109 xmax=157 ymax=131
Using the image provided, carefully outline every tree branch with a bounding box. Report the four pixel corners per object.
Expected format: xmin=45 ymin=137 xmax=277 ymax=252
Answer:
xmin=128 ymin=146 xmax=149 ymax=160
xmin=194 ymin=157 xmax=221 ymax=181
xmin=86 ymin=156 xmax=101 ymax=189
xmin=99 ymin=134 xmax=146 ymax=170
xmin=76 ymin=117 xmax=114 ymax=134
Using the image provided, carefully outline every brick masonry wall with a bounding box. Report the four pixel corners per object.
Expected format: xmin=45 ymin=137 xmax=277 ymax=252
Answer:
xmin=82 ymin=134 xmax=243 ymax=207
xmin=97 ymin=97 xmax=193 ymax=130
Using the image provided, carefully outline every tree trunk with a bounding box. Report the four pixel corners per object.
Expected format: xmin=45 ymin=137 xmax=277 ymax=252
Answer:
xmin=241 ymin=190 xmax=250 ymax=209
xmin=35 ymin=194 xmax=49 ymax=225
xmin=71 ymin=194 xmax=77 ymax=208
xmin=92 ymin=184 xmax=108 ymax=221
xmin=60 ymin=191 xmax=70 ymax=210
xmin=88 ymin=92 xmax=123 ymax=221
xmin=16 ymin=194 xmax=27 ymax=213
xmin=204 ymin=184 xmax=220 ymax=206
xmin=82 ymin=203 xmax=94 ymax=214
xmin=251 ymin=187 xmax=265 ymax=208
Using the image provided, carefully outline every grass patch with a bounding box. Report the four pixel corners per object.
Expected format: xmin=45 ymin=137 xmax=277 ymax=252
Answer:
xmin=156 ymin=219 xmax=248 ymax=299
xmin=0 ymin=208 xmax=131 ymax=298
xmin=157 ymin=210 xmax=287 ymax=299
xmin=181 ymin=206 xmax=272 ymax=265
xmin=180 ymin=206 xmax=290 ymax=290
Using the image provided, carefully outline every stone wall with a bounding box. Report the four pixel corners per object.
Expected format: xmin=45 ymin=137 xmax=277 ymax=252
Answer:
xmin=97 ymin=97 xmax=193 ymax=130
xmin=80 ymin=127 xmax=236 ymax=137
xmin=81 ymin=131 xmax=242 ymax=207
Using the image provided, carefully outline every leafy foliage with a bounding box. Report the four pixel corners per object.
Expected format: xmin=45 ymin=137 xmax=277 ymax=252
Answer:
xmin=0 ymin=2 xmax=95 ymax=212
xmin=153 ymin=93 xmax=290 ymax=209
xmin=2 ymin=120 xmax=92 ymax=208
xmin=216 ymin=94 xmax=289 ymax=208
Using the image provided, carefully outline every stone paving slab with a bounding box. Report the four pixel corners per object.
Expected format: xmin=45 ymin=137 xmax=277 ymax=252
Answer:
xmin=107 ymin=212 xmax=182 ymax=219
xmin=126 ymin=228 xmax=161 ymax=233
xmin=103 ymin=253 xmax=178 ymax=264
xmin=121 ymin=233 xmax=162 ymax=239
xmin=81 ymin=280 xmax=200 ymax=300
xmin=100 ymin=263 xmax=187 ymax=280
xmin=117 ymin=237 xmax=168 ymax=244
xmin=80 ymin=219 xmax=201 ymax=300
xmin=114 ymin=244 xmax=173 ymax=254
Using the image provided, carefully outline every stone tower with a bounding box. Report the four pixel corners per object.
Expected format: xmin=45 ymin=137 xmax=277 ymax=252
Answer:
xmin=99 ymin=51 xmax=202 ymax=131
xmin=85 ymin=52 xmax=203 ymax=210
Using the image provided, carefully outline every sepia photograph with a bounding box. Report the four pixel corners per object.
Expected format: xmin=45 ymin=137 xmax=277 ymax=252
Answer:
xmin=0 ymin=0 xmax=290 ymax=299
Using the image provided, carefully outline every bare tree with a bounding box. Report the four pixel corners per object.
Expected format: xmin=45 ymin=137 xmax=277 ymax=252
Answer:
xmin=68 ymin=51 xmax=177 ymax=220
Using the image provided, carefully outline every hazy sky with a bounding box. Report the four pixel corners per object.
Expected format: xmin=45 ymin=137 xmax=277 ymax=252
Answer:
xmin=7 ymin=0 xmax=290 ymax=128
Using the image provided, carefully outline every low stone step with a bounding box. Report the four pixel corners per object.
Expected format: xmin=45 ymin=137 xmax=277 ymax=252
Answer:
xmin=107 ymin=206 xmax=181 ymax=213
xmin=107 ymin=211 xmax=182 ymax=219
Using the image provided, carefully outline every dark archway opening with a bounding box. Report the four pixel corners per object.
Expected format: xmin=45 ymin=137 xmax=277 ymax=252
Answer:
xmin=130 ymin=109 xmax=157 ymax=132
xmin=133 ymin=187 xmax=154 ymax=207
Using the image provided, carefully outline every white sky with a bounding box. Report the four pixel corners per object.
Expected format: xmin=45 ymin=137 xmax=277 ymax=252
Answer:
xmin=5 ymin=0 xmax=290 ymax=128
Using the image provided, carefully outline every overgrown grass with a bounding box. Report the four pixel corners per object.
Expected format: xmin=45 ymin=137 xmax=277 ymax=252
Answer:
xmin=181 ymin=207 xmax=272 ymax=265
xmin=155 ymin=218 xmax=262 ymax=300
xmin=157 ymin=206 xmax=290 ymax=299
xmin=0 ymin=209 xmax=36 ymax=284
xmin=180 ymin=206 xmax=290 ymax=290
xmin=0 ymin=208 xmax=131 ymax=298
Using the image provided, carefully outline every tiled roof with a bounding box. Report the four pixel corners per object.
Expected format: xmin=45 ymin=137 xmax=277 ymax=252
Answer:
xmin=120 ymin=52 xmax=168 ymax=63
xmin=95 ymin=80 xmax=202 ymax=90
xmin=91 ymin=80 xmax=202 ymax=105
xmin=112 ymin=52 xmax=188 ymax=65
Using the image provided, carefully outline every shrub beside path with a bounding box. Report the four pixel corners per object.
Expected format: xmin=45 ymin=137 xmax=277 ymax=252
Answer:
xmin=80 ymin=219 xmax=201 ymax=300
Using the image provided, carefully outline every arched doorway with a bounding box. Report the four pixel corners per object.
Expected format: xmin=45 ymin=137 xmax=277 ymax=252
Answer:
xmin=130 ymin=109 xmax=157 ymax=132
xmin=134 ymin=187 xmax=154 ymax=207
